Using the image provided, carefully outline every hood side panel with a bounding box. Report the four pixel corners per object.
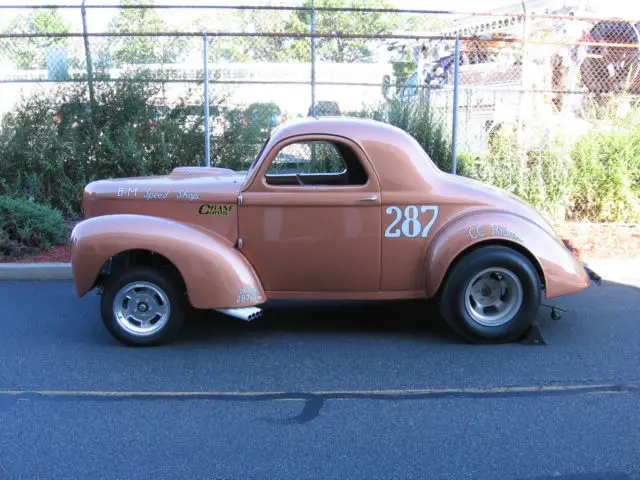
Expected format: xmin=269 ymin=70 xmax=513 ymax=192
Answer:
xmin=83 ymin=174 xmax=244 ymax=244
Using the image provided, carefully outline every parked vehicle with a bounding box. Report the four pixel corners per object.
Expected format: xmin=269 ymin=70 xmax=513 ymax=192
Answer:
xmin=244 ymin=102 xmax=283 ymax=131
xmin=70 ymin=117 xmax=592 ymax=346
xmin=308 ymin=101 xmax=341 ymax=117
xmin=166 ymin=104 xmax=228 ymax=135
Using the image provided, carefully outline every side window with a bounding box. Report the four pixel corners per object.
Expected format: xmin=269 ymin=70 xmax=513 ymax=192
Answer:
xmin=265 ymin=140 xmax=368 ymax=186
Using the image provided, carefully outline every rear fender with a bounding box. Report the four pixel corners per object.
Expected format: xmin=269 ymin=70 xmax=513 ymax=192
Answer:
xmin=424 ymin=211 xmax=589 ymax=299
xmin=70 ymin=214 xmax=265 ymax=309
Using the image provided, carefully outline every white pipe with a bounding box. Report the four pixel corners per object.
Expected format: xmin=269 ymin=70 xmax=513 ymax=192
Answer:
xmin=215 ymin=307 xmax=263 ymax=321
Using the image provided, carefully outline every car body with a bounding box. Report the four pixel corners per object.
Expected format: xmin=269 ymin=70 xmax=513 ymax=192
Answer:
xmin=70 ymin=117 xmax=591 ymax=346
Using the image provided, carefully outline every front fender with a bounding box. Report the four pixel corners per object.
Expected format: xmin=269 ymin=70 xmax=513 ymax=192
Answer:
xmin=70 ymin=214 xmax=265 ymax=309
xmin=424 ymin=211 xmax=589 ymax=299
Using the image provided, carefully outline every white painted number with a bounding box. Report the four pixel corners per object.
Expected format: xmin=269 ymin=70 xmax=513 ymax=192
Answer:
xmin=384 ymin=206 xmax=403 ymax=238
xmin=402 ymin=205 xmax=421 ymax=237
xmin=385 ymin=205 xmax=439 ymax=238
xmin=420 ymin=205 xmax=439 ymax=238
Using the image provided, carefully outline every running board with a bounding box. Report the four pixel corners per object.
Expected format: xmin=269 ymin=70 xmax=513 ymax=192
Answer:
xmin=214 ymin=307 xmax=263 ymax=321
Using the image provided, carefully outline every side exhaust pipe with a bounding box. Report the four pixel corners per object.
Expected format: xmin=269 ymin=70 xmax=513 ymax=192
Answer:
xmin=214 ymin=307 xmax=263 ymax=321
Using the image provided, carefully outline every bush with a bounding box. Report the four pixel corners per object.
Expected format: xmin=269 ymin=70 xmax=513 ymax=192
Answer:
xmin=467 ymin=125 xmax=574 ymax=221
xmin=0 ymin=76 xmax=267 ymax=218
xmin=0 ymin=196 xmax=68 ymax=259
xmin=567 ymin=110 xmax=640 ymax=222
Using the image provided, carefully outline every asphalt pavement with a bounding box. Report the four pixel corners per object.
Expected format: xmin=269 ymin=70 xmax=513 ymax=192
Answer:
xmin=1 ymin=275 xmax=639 ymax=479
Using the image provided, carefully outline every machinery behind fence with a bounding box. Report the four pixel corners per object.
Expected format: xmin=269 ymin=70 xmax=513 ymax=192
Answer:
xmin=1 ymin=1 xmax=639 ymax=168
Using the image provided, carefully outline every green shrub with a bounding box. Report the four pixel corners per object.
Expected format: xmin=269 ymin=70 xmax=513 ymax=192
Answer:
xmin=467 ymin=125 xmax=574 ymax=221
xmin=0 ymin=196 xmax=68 ymax=259
xmin=567 ymin=111 xmax=640 ymax=222
xmin=0 ymin=77 xmax=267 ymax=218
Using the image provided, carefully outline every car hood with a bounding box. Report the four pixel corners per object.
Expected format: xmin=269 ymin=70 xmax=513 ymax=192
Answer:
xmin=83 ymin=167 xmax=247 ymax=219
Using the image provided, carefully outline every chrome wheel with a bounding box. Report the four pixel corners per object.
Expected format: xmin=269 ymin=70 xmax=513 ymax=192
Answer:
xmin=464 ymin=267 xmax=523 ymax=327
xmin=112 ymin=281 xmax=171 ymax=337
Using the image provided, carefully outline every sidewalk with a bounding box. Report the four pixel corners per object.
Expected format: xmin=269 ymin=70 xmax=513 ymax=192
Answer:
xmin=2 ymin=259 xmax=639 ymax=287
xmin=583 ymin=260 xmax=640 ymax=288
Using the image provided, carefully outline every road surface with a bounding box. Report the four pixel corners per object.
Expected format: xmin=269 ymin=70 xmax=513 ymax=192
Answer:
xmin=0 ymin=275 xmax=639 ymax=479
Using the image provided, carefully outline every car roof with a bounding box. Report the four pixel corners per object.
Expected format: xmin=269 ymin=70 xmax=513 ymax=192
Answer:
xmin=270 ymin=116 xmax=406 ymax=144
xmin=258 ymin=117 xmax=440 ymax=193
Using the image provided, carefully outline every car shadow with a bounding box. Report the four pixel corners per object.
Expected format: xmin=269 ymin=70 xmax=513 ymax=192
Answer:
xmin=176 ymin=278 xmax=640 ymax=347
xmin=178 ymin=298 xmax=463 ymax=345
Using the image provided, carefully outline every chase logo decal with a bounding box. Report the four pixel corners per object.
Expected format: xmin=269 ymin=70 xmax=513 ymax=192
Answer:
xmin=198 ymin=204 xmax=234 ymax=216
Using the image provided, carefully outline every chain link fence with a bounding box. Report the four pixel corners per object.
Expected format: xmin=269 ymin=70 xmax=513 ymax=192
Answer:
xmin=0 ymin=3 xmax=639 ymax=225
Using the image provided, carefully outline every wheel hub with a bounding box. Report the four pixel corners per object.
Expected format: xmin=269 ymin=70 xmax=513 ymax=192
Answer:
xmin=464 ymin=268 xmax=523 ymax=327
xmin=112 ymin=281 xmax=171 ymax=337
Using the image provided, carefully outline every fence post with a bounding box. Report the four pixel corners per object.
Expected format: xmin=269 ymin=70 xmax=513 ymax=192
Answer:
xmin=310 ymin=0 xmax=316 ymax=117
xmin=451 ymin=35 xmax=460 ymax=175
xmin=203 ymin=32 xmax=211 ymax=168
xmin=81 ymin=0 xmax=95 ymax=108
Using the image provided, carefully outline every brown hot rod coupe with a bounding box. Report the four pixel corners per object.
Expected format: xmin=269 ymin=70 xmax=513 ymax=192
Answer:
xmin=70 ymin=117 xmax=592 ymax=346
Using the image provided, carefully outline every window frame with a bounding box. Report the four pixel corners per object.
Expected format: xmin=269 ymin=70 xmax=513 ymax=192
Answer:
xmin=243 ymin=134 xmax=379 ymax=193
xmin=265 ymin=139 xmax=350 ymax=184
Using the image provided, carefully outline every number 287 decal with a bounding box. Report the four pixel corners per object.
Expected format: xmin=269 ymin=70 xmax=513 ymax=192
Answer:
xmin=384 ymin=205 xmax=439 ymax=238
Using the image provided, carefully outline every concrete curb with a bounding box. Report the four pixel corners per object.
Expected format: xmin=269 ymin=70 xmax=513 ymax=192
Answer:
xmin=0 ymin=263 xmax=73 ymax=281
xmin=0 ymin=260 xmax=638 ymax=285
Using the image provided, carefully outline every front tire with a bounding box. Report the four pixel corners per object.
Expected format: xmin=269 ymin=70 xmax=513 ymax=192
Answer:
xmin=439 ymin=246 xmax=542 ymax=344
xmin=100 ymin=266 xmax=186 ymax=346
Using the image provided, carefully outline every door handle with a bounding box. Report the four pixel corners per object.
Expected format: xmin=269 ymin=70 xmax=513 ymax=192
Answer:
xmin=359 ymin=194 xmax=378 ymax=202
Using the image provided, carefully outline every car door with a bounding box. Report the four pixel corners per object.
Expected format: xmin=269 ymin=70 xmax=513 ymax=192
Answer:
xmin=238 ymin=135 xmax=381 ymax=294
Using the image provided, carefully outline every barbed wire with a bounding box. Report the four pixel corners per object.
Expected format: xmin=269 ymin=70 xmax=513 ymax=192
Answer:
xmin=1 ymin=3 xmax=639 ymax=24
xmin=1 ymin=31 xmax=639 ymax=51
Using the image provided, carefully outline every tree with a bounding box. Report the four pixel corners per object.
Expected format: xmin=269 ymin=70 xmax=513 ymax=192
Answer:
xmin=240 ymin=8 xmax=305 ymax=62
xmin=100 ymin=0 xmax=187 ymax=67
xmin=1 ymin=8 xmax=71 ymax=70
xmin=281 ymin=0 xmax=400 ymax=63
xmin=194 ymin=10 xmax=251 ymax=62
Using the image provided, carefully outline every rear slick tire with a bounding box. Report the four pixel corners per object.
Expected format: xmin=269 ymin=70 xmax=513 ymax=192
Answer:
xmin=439 ymin=245 xmax=542 ymax=344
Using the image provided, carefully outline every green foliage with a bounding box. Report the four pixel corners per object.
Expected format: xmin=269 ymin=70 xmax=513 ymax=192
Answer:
xmin=1 ymin=7 xmax=71 ymax=69
xmin=284 ymin=0 xmax=399 ymax=63
xmin=463 ymin=110 xmax=640 ymax=223
xmin=567 ymin=111 xmax=640 ymax=222
xmin=0 ymin=78 xmax=273 ymax=217
xmin=468 ymin=126 xmax=574 ymax=221
xmin=0 ymin=196 xmax=68 ymax=259
xmin=198 ymin=3 xmax=450 ymax=63
xmin=349 ymin=98 xmax=640 ymax=223
xmin=99 ymin=0 xmax=188 ymax=67
xmin=0 ymin=79 xmax=204 ymax=217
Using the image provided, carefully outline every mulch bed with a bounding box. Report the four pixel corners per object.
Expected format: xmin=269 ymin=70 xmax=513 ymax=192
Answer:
xmin=1 ymin=222 xmax=638 ymax=264
xmin=553 ymin=222 xmax=640 ymax=260
xmin=2 ymin=244 xmax=71 ymax=263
